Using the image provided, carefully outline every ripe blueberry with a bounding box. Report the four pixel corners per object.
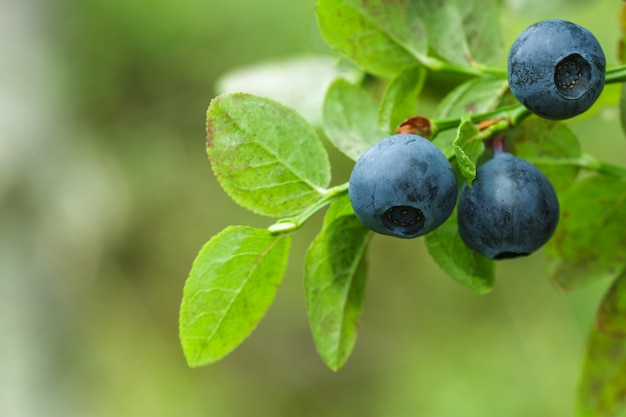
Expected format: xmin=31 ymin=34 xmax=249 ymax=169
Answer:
xmin=457 ymin=152 xmax=559 ymax=260
xmin=508 ymin=19 xmax=605 ymax=120
xmin=348 ymin=134 xmax=458 ymax=238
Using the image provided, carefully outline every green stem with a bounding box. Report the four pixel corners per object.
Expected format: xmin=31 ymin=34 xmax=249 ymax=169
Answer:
xmin=267 ymin=182 xmax=349 ymax=234
xmin=431 ymin=103 xmax=531 ymax=137
xmin=418 ymin=54 xmax=507 ymax=78
xmin=576 ymin=153 xmax=626 ymax=178
xmin=418 ymin=59 xmax=626 ymax=85
xmin=606 ymin=65 xmax=626 ymax=84
xmin=508 ymin=104 xmax=532 ymax=125
xmin=526 ymin=153 xmax=626 ymax=179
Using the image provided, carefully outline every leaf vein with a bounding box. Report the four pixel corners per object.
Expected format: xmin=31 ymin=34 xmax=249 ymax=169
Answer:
xmin=218 ymin=110 xmax=327 ymax=194
xmin=201 ymin=235 xmax=286 ymax=348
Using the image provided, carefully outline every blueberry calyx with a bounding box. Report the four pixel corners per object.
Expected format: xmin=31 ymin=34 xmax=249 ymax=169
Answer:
xmin=382 ymin=205 xmax=425 ymax=236
xmin=493 ymin=251 xmax=529 ymax=260
xmin=554 ymin=53 xmax=590 ymax=99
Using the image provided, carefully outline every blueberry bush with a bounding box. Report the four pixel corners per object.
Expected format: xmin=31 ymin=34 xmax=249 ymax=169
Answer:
xmin=180 ymin=2 xmax=626 ymax=416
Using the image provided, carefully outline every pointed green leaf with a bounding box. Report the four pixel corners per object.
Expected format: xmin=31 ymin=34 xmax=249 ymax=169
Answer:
xmin=578 ymin=273 xmax=626 ymax=417
xmin=207 ymin=93 xmax=331 ymax=217
xmin=316 ymin=0 xmax=503 ymax=72
xmin=425 ymin=209 xmax=494 ymax=293
xmin=413 ymin=0 xmax=503 ymax=66
xmin=508 ymin=116 xmax=582 ymax=193
xmin=323 ymin=78 xmax=386 ymax=161
xmin=305 ymin=195 xmax=372 ymax=371
xmin=545 ymin=176 xmax=626 ymax=291
xmin=453 ymin=117 xmax=484 ymax=185
xmin=179 ymin=226 xmax=291 ymax=367
xmin=316 ymin=0 xmax=418 ymax=77
xmin=378 ymin=66 xmax=426 ymax=133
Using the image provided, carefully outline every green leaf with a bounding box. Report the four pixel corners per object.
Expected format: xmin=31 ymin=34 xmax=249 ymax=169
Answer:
xmin=453 ymin=116 xmax=484 ymax=185
xmin=413 ymin=0 xmax=503 ymax=66
xmin=207 ymin=93 xmax=331 ymax=217
xmin=378 ymin=66 xmax=426 ymax=134
xmin=545 ymin=176 xmax=626 ymax=291
xmin=179 ymin=226 xmax=291 ymax=367
xmin=508 ymin=116 xmax=582 ymax=193
xmin=435 ymin=78 xmax=509 ymax=119
xmin=596 ymin=273 xmax=626 ymax=337
xmin=577 ymin=273 xmax=626 ymax=417
xmin=425 ymin=209 xmax=494 ymax=293
xmin=343 ymin=0 xmax=428 ymax=59
xmin=304 ymin=195 xmax=372 ymax=371
xmin=316 ymin=0 xmax=418 ymax=77
xmin=432 ymin=78 xmax=508 ymax=156
xmin=316 ymin=0 xmax=503 ymax=72
xmin=323 ymin=78 xmax=386 ymax=161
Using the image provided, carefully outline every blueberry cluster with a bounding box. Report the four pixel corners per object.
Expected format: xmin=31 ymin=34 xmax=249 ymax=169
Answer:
xmin=348 ymin=134 xmax=559 ymax=259
xmin=347 ymin=19 xmax=607 ymax=258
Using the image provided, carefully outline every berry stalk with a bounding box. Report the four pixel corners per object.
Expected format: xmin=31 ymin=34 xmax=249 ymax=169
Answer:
xmin=267 ymin=182 xmax=349 ymax=234
xmin=431 ymin=103 xmax=531 ymax=139
xmin=419 ymin=54 xmax=507 ymax=78
xmin=605 ymin=65 xmax=626 ymax=84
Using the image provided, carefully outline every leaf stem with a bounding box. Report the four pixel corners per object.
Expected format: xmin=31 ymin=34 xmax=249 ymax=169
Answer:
xmin=606 ymin=65 xmax=626 ymax=84
xmin=421 ymin=63 xmax=626 ymax=84
xmin=576 ymin=153 xmax=626 ymax=178
xmin=418 ymin=54 xmax=507 ymax=78
xmin=268 ymin=182 xmax=349 ymax=234
xmin=526 ymin=153 xmax=626 ymax=179
xmin=432 ymin=103 xmax=531 ymax=138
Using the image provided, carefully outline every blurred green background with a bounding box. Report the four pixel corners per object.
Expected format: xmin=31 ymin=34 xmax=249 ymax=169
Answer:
xmin=2 ymin=0 xmax=625 ymax=416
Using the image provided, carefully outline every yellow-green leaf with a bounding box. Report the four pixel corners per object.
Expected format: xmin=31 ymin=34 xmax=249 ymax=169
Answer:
xmin=179 ymin=226 xmax=291 ymax=367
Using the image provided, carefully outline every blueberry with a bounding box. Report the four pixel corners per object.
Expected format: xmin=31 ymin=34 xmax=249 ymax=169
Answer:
xmin=348 ymin=134 xmax=458 ymax=238
xmin=457 ymin=152 xmax=559 ymax=260
xmin=508 ymin=19 xmax=605 ymax=120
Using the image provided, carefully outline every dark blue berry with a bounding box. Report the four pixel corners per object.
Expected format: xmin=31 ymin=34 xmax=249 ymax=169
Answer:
xmin=508 ymin=19 xmax=605 ymax=120
xmin=348 ymin=134 xmax=458 ymax=238
xmin=457 ymin=152 xmax=559 ymax=259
